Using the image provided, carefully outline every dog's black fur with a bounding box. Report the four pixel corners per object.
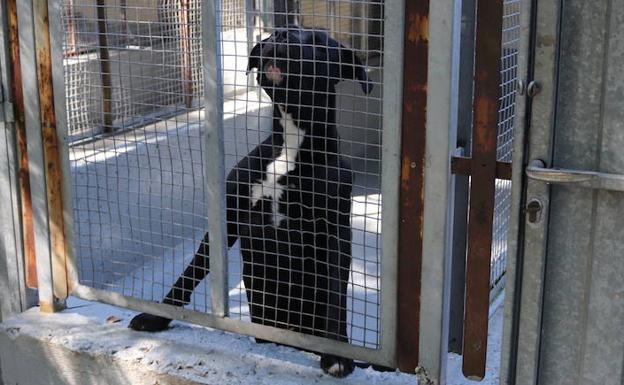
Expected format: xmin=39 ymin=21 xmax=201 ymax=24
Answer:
xmin=129 ymin=27 xmax=372 ymax=378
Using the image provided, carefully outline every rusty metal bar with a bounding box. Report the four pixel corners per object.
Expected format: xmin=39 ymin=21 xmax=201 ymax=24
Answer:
xmin=396 ymin=0 xmax=430 ymax=373
xmin=96 ymin=0 xmax=113 ymax=132
xmin=6 ymin=0 xmax=37 ymax=289
xmin=179 ymin=0 xmax=194 ymax=108
xmin=120 ymin=0 xmax=128 ymax=42
xmin=33 ymin=0 xmax=70 ymax=302
xmin=64 ymin=0 xmax=78 ymax=56
xmin=462 ymin=0 xmax=504 ymax=379
xmin=451 ymin=156 xmax=512 ymax=180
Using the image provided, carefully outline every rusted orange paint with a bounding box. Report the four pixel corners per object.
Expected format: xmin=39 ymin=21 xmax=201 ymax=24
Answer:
xmin=35 ymin=1 xmax=70 ymax=301
xmin=407 ymin=13 xmax=429 ymax=43
xmin=462 ymin=0 xmax=504 ymax=379
xmin=7 ymin=0 xmax=38 ymax=288
xmin=180 ymin=0 xmax=194 ymax=108
xmin=397 ymin=0 xmax=430 ymax=374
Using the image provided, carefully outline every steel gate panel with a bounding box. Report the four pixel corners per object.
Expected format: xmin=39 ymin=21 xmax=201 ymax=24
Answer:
xmin=48 ymin=0 xmax=409 ymax=370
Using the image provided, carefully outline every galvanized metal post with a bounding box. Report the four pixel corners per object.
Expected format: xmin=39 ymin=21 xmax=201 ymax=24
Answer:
xmin=202 ymin=0 xmax=229 ymax=317
xmin=500 ymin=0 xmax=534 ymax=382
xmin=415 ymin=0 xmax=457 ymax=381
xmin=447 ymin=0 xmax=475 ymax=355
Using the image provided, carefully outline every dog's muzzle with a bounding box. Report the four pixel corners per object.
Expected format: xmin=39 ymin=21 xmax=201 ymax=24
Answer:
xmin=263 ymin=60 xmax=284 ymax=85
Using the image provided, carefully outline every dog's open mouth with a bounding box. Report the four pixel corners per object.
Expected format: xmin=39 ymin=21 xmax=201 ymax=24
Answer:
xmin=263 ymin=61 xmax=284 ymax=85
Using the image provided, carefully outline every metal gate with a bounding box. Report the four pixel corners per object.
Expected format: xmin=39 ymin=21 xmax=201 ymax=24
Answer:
xmin=5 ymin=0 xmax=525 ymax=383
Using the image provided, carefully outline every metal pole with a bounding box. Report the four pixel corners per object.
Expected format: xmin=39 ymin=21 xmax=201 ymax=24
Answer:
xmin=179 ymin=0 xmax=194 ymax=108
xmin=96 ymin=0 xmax=113 ymax=132
xmin=33 ymin=0 xmax=71 ymax=308
xmin=6 ymin=0 xmax=37 ymax=290
xmin=397 ymin=0 xmax=429 ymax=373
xmin=202 ymin=0 xmax=229 ymax=317
xmin=462 ymin=0 xmax=504 ymax=378
xmin=448 ymin=0 xmax=476 ymax=355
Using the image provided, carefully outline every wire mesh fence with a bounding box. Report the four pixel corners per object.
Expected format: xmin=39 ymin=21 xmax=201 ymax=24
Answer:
xmin=63 ymin=0 xmax=207 ymax=142
xmin=64 ymin=0 xmax=385 ymax=350
xmin=220 ymin=0 xmax=384 ymax=349
xmin=491 ymin=0 xmax=520 ymax=290
xmin=65 ymin=0 xmax=211 ymax=311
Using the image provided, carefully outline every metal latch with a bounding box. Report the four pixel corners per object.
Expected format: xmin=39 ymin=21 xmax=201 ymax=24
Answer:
xmin=527 ymin=159 xmax=624 ymax=192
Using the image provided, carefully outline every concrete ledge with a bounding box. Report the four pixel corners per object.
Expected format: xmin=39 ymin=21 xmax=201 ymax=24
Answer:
xmin=0 ymin=301 xmax=414 ymax=385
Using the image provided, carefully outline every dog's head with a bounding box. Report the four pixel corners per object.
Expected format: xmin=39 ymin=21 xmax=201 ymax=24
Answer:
xmin=247 ymin=27 xmax=373 ymax=104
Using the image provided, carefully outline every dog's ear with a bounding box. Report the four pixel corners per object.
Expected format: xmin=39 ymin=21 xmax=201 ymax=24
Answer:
xmin=247 ymin=41 xmax=263 ymax=74
xmin=314 ymin=32 xmax=372 ymax=94
xmin=336 ymin=46 xmax=373 ymax=94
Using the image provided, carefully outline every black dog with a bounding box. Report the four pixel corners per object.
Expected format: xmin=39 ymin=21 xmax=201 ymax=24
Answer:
xmin=129 ymin=26 xmax=372 ymax=378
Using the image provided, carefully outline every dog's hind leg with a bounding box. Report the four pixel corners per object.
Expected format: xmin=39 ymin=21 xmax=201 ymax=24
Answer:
xmin=319 ymin=183 xmax=355 ymax=378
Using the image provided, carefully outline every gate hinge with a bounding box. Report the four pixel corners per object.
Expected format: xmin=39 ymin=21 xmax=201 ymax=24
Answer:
xmin=527 ymin=159 xmax=624 ymax=192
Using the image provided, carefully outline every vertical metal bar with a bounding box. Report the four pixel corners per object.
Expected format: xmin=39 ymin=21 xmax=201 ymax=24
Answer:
xmin=396 ymin=0 xmax=428 ymax=373
xmin=6 ymin=0 xmax=37 ymax=290
xmin=48 ymin=0 xmax=78 ymax=292
xmin=0 ymin=0 xmax=31 ymax=318
xmin=448 ymin=0 xmax=476 ymax=354
xmin=202 ymin=0 xmax=228 ymax=317
xmin=96 ymin=0 xmax=113 ymax=132
xmin=120 ymin=0 xmax=128 ymax=45
xmin=180 ymin=0 xmax=194 ymax=108
xmin=379 ymin=0 xmax=405 ymax=370
xmin=420 ymin=0 xmax=457 ymax=382
xmin=462 ymin=0 xmax=504 ymax=379
xmin=500 ymin=0 xmax=534 ymax=381
xmin=33 ymin=0 xmax=70 ymax=303
xmin=245 ymin=0 xmax=256 ymax=88
xmin=65 ymin=0 xmax=78 ymax=56
xmin=16 ymin=0 xmax=56 ymax=312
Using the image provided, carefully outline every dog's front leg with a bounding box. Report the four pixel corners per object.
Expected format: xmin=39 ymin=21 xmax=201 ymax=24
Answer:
xmin=128 ymin=232 xmax=212 ymax=332
xmin=129 ymin=180 xmax=241 ymax=332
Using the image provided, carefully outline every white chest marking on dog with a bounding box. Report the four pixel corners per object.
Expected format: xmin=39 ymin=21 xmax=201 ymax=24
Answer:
xmin=251 ymin=106 xmax=305 ymax=226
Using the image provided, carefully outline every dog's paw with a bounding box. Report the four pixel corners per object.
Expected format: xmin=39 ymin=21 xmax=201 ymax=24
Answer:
xmin=128 ymin=313 xmax=172 ymax=332
xmin=320 ymin=354 xmax=355 ymax=378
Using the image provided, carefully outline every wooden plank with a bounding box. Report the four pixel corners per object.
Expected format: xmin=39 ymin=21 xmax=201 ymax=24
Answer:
xmin=396 ymin=0 xmax=430 ymax=373
xmin=462 ymin=0 xmax=504 ymax=379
